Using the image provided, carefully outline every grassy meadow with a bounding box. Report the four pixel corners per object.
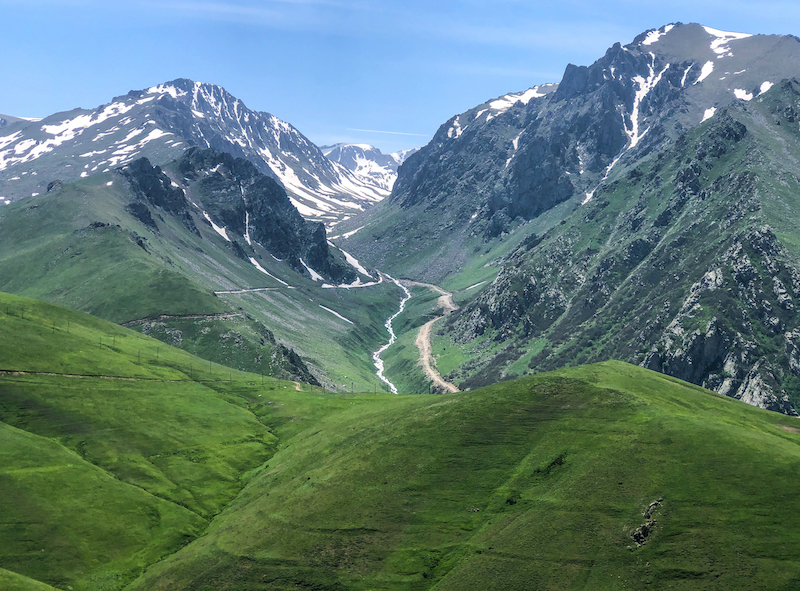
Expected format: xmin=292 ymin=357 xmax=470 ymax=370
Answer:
xmin=4 ymin=290 xmax=800 ymax=589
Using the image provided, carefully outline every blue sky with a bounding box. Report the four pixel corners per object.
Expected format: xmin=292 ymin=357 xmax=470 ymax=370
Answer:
xmin=2 ymin=1 xmax=799 ymax=153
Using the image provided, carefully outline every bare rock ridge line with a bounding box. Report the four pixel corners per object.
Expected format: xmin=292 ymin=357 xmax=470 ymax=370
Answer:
xmin=403 ymin=281 xmax=460 ymax=393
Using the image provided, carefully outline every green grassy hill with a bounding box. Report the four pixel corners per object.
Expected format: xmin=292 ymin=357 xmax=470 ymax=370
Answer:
xmin=5 ymin=290 xmax=800 ymax=590
xmin=0 ymin=291 xmax=297 ymax=589
xmin=127 ymin=362 xmax=800 ymax=590
xmin=0 ymin=165 xmax=405 ymax=390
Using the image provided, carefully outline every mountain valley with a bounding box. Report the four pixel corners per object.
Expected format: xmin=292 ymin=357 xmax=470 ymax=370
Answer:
xmin=5 ymin=20 xmax=800 ymax=590
xmin=341 ymin=23 xmax=800 ymax=414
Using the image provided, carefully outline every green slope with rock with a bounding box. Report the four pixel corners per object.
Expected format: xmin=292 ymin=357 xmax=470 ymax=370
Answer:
xmin=6 ymin=291 xmax=800 ymax=590
xmin=0 ymin=149 xmax=404 ymax=390
xmin=438 ymin=82 xmax=800 ymax=415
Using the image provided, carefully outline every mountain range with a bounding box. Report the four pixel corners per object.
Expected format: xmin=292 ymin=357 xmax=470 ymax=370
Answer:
xmin=4 ymin=23 xmax=800 ymax=413
xmin=7 ymin=19 xmax=800 ymax=591
xmin=340 ymin=22 xmax=800 ymax=414
xmin=0 ymin=79 xmax=393 ymax=226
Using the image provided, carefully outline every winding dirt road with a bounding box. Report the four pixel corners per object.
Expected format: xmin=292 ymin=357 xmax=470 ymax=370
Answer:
xmin=402 ymin=281 xmax=460 ymax=393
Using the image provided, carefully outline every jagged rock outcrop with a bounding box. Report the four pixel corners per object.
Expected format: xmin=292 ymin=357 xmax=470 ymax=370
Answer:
xmin=176 ymin=148 xmax=356 ymax=283
xmin=441 ymin=88 xmax=800 ymax=414
xmin=119 ymin=157 xmax=199 ymax=234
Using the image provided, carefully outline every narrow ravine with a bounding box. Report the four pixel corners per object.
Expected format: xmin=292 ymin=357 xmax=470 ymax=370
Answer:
xmin=372 ymin=274 xmax=412 ymax=394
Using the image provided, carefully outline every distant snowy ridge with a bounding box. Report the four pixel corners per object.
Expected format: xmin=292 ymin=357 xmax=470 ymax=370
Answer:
xmin=321 ymin=143 xmax=418 ymax=193
xmin=0 ymin=79 xmax=390 ymax=225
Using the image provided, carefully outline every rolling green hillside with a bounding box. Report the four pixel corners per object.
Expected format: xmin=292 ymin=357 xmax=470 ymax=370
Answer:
xmin=124 ymin=361 xmax=800 ymax=590
xmin=5 ymin=290 xmax=800 ymax=589
xmin=0 ymin=291 xmax=293 ymax=589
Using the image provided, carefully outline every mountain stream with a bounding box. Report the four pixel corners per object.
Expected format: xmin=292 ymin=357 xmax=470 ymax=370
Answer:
xmin=372 ymin=275 xmax=412 ymax=394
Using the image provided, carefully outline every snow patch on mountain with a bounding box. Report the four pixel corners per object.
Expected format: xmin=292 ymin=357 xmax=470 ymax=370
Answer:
xmin=147 ymin=83 xmax=189 ymax=99
xmin=0 ymin=131 xmax=22 ymax=151
xmin=322 ymin=277 xmax=383 ymax=289
xmin=318 ymin=305 xmax=354 ymax=324
xmin=681 ymin=64 xmax=694 ymax=87
xmin=641 ymin=24 xmax=675 ymax=46
xmin=703 ymin=26 xmax=752 ymax=57
xmin=300 ymin=258 xmax=324 ymax=281
xmin=488 ymin=84 xmax=555 ymax=114
xmin=329 ymin=226 xmax=364 ymax=240
xmin=244 ymin=210 xmax=252 ymax=245
xmin=337 ymin=246 xmax=373 ymax=278
xmin=203 ymin=212 xmax=231 ymax=241
xmin=249 ymin=256 xmax=289 ymax=286
xmin=695 ymin=61 xmax=715 ymax=84
xmin=627 ymin=54 xmax=670 ymax=150
xmin=448 ymin=116 xmax=464 ymax=139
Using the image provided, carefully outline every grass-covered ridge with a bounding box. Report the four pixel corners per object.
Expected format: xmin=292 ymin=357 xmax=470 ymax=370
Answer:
xmin=132 ymin=366 xmax=800 ymax=589
xmin=0 ymin=291 xmax=296 ymax=589
xmin=5 ymin=291 xmax=800 ymax=590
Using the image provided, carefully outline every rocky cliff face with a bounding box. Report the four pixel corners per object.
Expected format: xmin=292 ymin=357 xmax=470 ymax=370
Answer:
xmin=118 ymin=148 xmax=356 ymax=284
xmin=119 ymin=157 xmax=199 ymax=234
xmin=343 ymin=23 xmax=800 ymax=281
xmin=176 ymin=148 xmax=357 ymax=283
xmin=640 ymin=228 xmax=799 ymax=415
xmin=442 ymin=82 xmax=800 ymax=414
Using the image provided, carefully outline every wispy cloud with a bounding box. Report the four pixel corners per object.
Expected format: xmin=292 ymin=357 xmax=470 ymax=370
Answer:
xmin=346 ymin=128 xmax=429 ymax=137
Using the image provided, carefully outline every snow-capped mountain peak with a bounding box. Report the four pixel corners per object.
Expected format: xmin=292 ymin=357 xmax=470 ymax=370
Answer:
xmin=321 ymin=143 xmax=418 ymax=193
xmin=0 ymin=79 xmax=390 ymax=226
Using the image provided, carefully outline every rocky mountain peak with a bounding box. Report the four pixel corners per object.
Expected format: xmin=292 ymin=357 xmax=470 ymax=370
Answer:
xmin=174 ymin=147 xmax=356 ymax=283
xmin=321 ymin=143 xmax=418 ymax=192
xmin=0 ymin=79 xmax=390 ymax=226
